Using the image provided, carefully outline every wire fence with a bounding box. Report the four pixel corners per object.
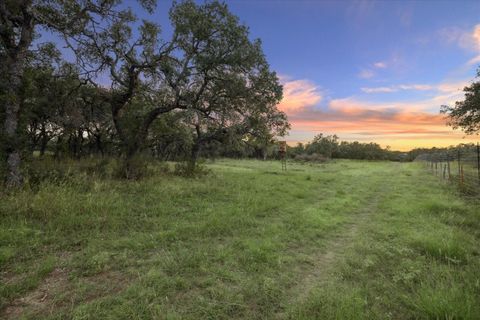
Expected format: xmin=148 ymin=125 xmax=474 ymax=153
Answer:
xmin=416 ymin=143 xmax=480 ymax=195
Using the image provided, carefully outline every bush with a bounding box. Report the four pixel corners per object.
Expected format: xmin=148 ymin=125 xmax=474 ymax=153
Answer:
xmin=294 ymin=153 xmax=329 ymax=163
xmin=115 ymin=156 xmax=152 ymax=180
xmin=174 ymin=160 xmax=210 ymax=177
xmin=24 ymin=158 xmax=77 ymax=189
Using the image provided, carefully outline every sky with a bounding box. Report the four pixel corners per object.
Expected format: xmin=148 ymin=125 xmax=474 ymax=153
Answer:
xmin=49 ymin=0 xmax=480 ymax=151
xmin=223 ymin=0 xmax=480 ymax=151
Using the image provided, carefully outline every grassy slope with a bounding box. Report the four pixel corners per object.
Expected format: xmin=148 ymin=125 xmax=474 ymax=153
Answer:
xmin=0 ymin=159 xmax=479 ymax=319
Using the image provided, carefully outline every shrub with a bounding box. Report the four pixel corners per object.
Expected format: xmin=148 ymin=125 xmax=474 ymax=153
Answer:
xmin=174 ymin=161 xmax=210 ymax=177
xmin=294 ymin=153 xmax=329 ymax=163
xmin=115 ymin=156 xmax=152 ymax=180
xmin=24 ymin=158 xmax=77 ymax=189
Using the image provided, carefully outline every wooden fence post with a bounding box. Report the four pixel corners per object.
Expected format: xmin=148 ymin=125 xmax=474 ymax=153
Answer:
xmin=447 ymin=161 xmax=451 ymax=180
xmin=477 ymin=142 xmax=480 ymax=183
xmin=457 ymin=150 xmax=461 ymax=177
xmin=460 ymin=164 xmax=464 ymax=186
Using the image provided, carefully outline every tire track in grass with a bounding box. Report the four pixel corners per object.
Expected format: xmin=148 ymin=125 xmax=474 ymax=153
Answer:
xmin=275 ymin=169 xmax=391 ymax=318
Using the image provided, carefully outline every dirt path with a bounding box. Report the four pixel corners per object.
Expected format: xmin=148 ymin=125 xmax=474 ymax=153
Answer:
xmin=1 ymin=268 xmax=129 ymax=319
xmin=276 ymin=177 xmax=388 ymax=318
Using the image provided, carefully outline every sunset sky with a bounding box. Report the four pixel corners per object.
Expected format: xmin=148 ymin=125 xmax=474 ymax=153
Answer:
xmin=222 ymin=0 xmax=480 ymax=151
xmin=50 ymin=0 xmax=480 ymax=151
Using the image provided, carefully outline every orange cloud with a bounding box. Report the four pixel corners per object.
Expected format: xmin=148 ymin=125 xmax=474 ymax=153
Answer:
xmin=276 ymin=72 xmax=475 ymax=151
xmin=277 ymin=77 xmax=322 ymax=112
xmin=283 ymin=88 xmax=475 ymax=151
xmin=472 ymin=24 xmax=480 ymax=50
xmin=436 ymin=80 xmax=469 ymax=93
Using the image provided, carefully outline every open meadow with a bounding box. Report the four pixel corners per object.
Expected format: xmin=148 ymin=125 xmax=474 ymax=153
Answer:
xmin=1 ymin=159 xmax=479 ymax=319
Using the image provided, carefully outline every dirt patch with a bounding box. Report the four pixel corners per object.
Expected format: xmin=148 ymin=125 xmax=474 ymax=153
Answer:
xmin=2 ymin=267 xmax=69 ymax=319
xmin=81 ymin=270 xmax=130 ymax=303
xmin=1 ymin=268 xmax=131 ymax=319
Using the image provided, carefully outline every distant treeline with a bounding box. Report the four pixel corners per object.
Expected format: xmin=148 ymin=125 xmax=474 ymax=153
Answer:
xmin=285 ymin=134 xmax=479 ymax=162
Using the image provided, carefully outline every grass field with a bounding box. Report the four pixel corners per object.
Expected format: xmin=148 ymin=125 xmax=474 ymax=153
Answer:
xmin=1 ymin=159 xmax=479 ymax=319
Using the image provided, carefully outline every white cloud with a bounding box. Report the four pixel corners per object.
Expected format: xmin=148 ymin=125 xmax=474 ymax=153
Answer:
xmin=467 ymin=55 xmax=480 ymax=66
xmin=373 ymin=61 xmax=387 ymax=69
xmin=399 ymin=84 xmax=433 ymax=91
xmin=358 ymin=69 xmax=375 ymax=79
xmin=361 ymin=87 xmax=396 ymax=93
xmin=361 ymin=84 xmax=433 ymax=93
xmin=439 ymin=24 xmax=480 ymax=66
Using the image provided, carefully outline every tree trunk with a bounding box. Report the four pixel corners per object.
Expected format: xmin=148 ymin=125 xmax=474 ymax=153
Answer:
xmin=123 ymin=143 xmax=140 ymax=179
xmin=1 ymin=4 xmax=35 ymax=187
xmin=76 ymin=129 xmax=84 ymax=158
xmin=4 ymin=59 xmax=25 ymax=188
xmin=54 ymin=135 xmax=63 ymax=159
xmin=95 ymin=135 xmax=104 ymax=157
xmin=39 ymin=137 xmax=47 ymax=156
xmin=39 ymin=125 xmax=48 ymax=156
xmin=188 ymin=143 xmax=201 ymax=172
xmin=262 ymin=147 xmax=267 ymax=161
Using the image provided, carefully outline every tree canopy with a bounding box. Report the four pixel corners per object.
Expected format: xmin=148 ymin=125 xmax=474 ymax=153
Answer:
xmin=0 ymin=0 xmax=289 ymax=184
xmin=441 ymin=69 xmax=480 ymax=135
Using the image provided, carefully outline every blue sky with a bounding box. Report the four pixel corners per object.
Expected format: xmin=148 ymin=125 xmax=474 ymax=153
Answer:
xmin=48 ymin=0 xmax=480 ymax=150
xmin=152 ymin=0 xmax=480 ymax=150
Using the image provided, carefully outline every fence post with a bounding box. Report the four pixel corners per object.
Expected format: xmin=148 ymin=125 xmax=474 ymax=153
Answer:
xmin=477 ymin=142 xmax=480 ymax=183
xmin=460 ymin=164 xmax=464 ymax=186
xmin=458 ymin=150 xmax=461 ymax=178
xmin=447 ymin=160 xmax=451 ymax=180
xmin=443 ymin=163 xmax=446 ymax=180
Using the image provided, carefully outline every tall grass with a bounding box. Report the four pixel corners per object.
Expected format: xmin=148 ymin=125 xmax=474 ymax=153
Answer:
xmin=0 ymin=159 xmax=479 ymax=319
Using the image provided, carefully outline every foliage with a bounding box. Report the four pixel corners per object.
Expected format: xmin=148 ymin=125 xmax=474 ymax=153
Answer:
xmin=441 ymin=68 xmax=480 ymax=134
xmin=62 ymin=0 xmax=288 ymax=177
xmin=173 ymin=160 xmax=210 ymax=177
xmin=288 ymin=133 xmax=406 ymax=161
xmin=294 ymin=153 xmax=329 ymax=163
xmin=0 ymin=0 xmax=289 ymax=184
xmin=0 ymin=0 xmax=158 ymax=187
xmin=306 ymin=134 xmax=339 ymax=158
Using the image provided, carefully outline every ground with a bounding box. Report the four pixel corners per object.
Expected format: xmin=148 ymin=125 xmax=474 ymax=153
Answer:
xmin=1 ymin=159 xmax=479 ymax=319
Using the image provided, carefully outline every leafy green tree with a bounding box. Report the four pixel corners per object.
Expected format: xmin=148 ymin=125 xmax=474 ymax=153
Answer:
xmin=148 ymin=113 xmax=193 ymax=161
xmin=287 ymin=142 xmax=305 ymax=158
xmin=441 ymin=70 xmax=480 ymax=134
xmin=184 ymin=67 xmax=288 ymax=169
xmin=70 ymin=0 xmax=287 ymax=177
xmin=0 ymin=0 xmax=151 ymax=187
xmin=305 ymin=134 xmax=339 ymax=158
xmin=22 ymin=45 xmax=84 ymax=157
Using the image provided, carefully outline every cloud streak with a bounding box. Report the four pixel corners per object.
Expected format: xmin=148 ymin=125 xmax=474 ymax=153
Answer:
xmin=360 ymin=81 xmax=467 ymax=94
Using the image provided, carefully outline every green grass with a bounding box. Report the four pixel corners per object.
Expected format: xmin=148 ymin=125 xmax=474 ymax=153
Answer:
xmin=0 ymin=159 xmax=479 ymax=319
